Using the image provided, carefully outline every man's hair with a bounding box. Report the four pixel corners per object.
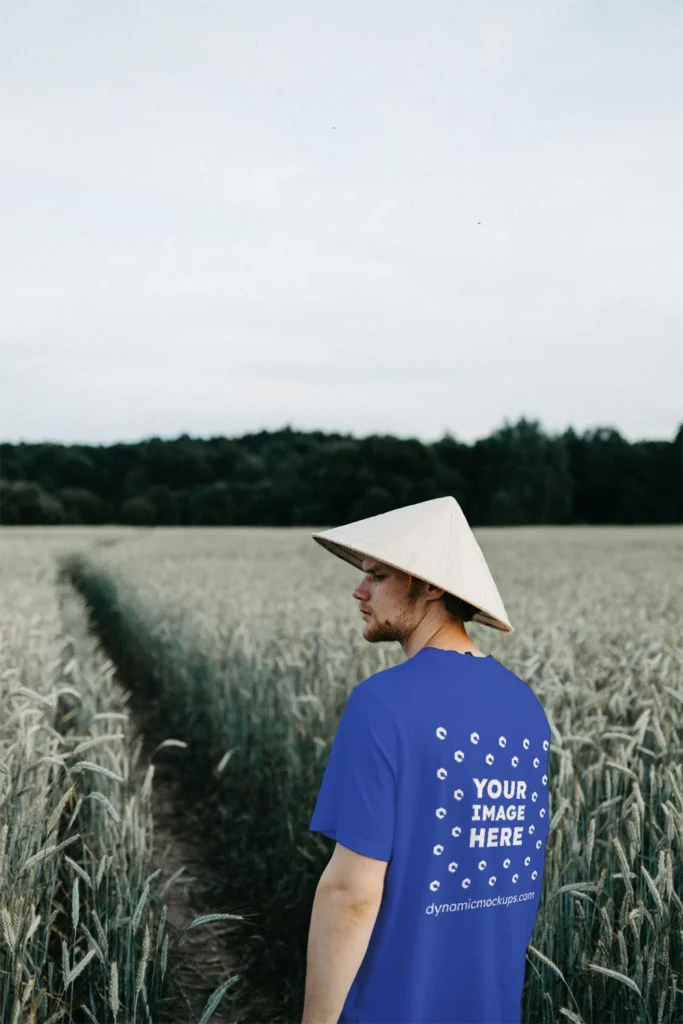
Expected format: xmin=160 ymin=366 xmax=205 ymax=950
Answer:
xmin=442 ymin=591 xmax=479 ymax=623
xmin=407 ymin=575 xmax=478 ymax=623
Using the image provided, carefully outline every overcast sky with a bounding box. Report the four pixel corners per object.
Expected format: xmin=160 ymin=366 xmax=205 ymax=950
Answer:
xmin=1 ymin=1 xmax=681 ymax=447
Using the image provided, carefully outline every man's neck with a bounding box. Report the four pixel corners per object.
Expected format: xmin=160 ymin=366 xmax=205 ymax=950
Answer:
xmin=403 ymin=620 xmax=484 ymax=659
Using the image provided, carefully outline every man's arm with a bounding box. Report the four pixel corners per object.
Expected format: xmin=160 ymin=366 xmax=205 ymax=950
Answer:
xmin=301 ymin=884 xmax=382 ymax=1024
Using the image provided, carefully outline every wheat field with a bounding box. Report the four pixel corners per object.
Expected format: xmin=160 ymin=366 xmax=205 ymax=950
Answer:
xmin=1 ymin=524 xmax=681 ymax=1023
xmin=0 ymin=530 xmax=241 ymax=1024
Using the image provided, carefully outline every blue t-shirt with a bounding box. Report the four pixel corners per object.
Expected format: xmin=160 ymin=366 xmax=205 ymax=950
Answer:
xmin=308 ymin=646 xmax=552 ymax=1024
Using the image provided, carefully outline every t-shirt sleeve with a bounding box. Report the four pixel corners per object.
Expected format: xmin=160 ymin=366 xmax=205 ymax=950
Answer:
xmin=308 ymin=686 xmax=398 ymax=862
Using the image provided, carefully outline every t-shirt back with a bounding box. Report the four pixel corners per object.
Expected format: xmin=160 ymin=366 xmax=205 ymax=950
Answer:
xmin=308 ymin=646 xmax=552 ymax=1024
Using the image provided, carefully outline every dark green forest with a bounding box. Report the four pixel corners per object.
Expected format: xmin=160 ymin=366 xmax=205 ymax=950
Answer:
xmin=1 ymin=418 xmax=681 ymax=527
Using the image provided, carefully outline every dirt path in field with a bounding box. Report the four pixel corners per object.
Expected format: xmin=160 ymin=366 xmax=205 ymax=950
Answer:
xmin=55 ymin=573 xmax=273 ymax=1024
xmin=148 ymin=769 xmax=252 ymax=1024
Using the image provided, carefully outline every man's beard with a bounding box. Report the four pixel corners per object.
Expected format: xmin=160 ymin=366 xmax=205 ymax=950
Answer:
xmin=364 ymin=608 xmax=415 ymax=644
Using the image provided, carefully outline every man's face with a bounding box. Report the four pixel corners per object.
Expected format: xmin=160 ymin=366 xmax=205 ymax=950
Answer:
xmin=351 ymin=557 xmax=424 ymax=644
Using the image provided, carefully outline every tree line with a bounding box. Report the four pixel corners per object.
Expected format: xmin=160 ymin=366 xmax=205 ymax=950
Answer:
xmin=1 ymin=418 xmax=681 ymax=527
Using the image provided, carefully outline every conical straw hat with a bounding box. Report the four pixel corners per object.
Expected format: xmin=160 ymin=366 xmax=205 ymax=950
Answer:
xmin=312 ymin=495 xmax=513 ymax=633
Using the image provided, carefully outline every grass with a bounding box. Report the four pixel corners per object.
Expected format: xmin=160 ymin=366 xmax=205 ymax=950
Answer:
xmin=53 ymin=524 xmax=683 ymax=1024
xmin=0 ymin=531 xmax=241 ymax=1023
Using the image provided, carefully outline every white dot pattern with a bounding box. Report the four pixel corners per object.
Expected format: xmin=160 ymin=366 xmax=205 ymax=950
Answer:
xmin=428 ymin=726 xmax=550 ymax=895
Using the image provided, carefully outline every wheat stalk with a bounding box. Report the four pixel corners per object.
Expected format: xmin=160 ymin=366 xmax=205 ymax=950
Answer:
xmin=109 ymin=959 xmax=120 ymax=1019
xmin=586 ymin=962 xmax=642 ymax=996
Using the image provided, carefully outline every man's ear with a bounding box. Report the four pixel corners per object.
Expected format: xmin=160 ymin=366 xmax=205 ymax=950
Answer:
xmin=424 ymin=583 xmax=446 ymax=602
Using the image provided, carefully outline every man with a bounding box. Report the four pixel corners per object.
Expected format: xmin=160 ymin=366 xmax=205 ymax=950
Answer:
xmin=303 ymin=496 xmax=551 ymax=1024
